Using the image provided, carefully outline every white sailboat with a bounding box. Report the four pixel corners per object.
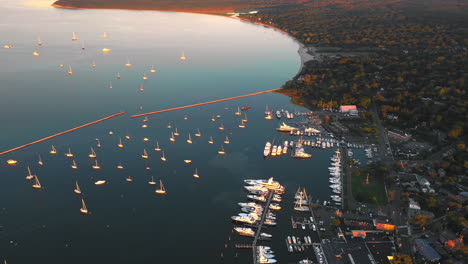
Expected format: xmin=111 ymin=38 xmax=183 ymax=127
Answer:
xmin=150 ymin=65 xmax=156 ymax=73
xmin=219 ymin=123 xmax=225 ymax=130
xmin=148 ymin=176 xmax=156 ymax=185
xmin=81 ymin=42 xmax=85 ymax=50
xmin=68 ymin=65 xmax=73 ymax=75
xmin=193 ymin=168 xmax=199 ymax=178
xmin=116 ymin=72 xmax=121 ymax=79
xmin=167 ymin=123 xmax=172 ymax=128
xmin=187 ymin=133 xmax=193 ymax=144
xmin=180 ymin=51 xmax=186 ymax=61
xmin=195 ymin=128 xmax=201 ymax=137
xmin=117 ymin=162 xmax=124 ymax=169
xmin=218 ymin=145 xmax=226 ymax=155
xmin=208 ymin=136 xmax=214 ymax=144
xmin=143 ymin=116 xmax=149 ymax=122
xmin=174 ymin=128 xmax=180 ymax=136
xmin=92 ymin=160 xmax=101 ymax=170
xmin=26 ymin=166 xmax=35 ymax=180
xmin=142 ymin=149 xmax=149 ymax=159
xmin=142 ymin=73 xmax=148 ymax=80
xmin=65 ymin=147 xmax=74 ymax=157
xmin=125 ymin=58 xmax=132 ymax=67
xmin=126 ymin=175 xmax=133 ymax=182
xmin=239 ymin=120 xmax=246 ymax=128
xmin=37 ymin=36 xmax=43 ymax=46
xmin=32 ymin=176 xmax=42 ymax=189
xmin=38 ymin=155 xmax=44 ymax=166
xmin=80 ymin=198 xmax=88 ymax=214
xmin=102 ymin=32 xmax=108 ymax=38
xmin=235 ymin=106 xmax=241 ymax=116
xmin=211 ymin=115 xmax=216 ymax=122
xmin=72 ymin=32 xmax=78 ymax=41
xmin=74 ymin=181 xmax=81 ymax=194
xmin=92 ymin=60 xmax=96 ymax=68
xmin=117 ymin=138 xmax=124 ymax=148
xmin=154 ymin=142 xmax=161 ymax=151
xmin=224 ymin=136 xmax=230 ymax=144
xmin=88 ymin=147 xmax=97 ymax=158
xmin=71 ymin=160 xmax=78 ymax=169
xmin=169 ymin=132 xmax=176 ymax=142
xmin=184 ymin=115 xmax=188 ymax=120
xmin=161 ymin=151 xmax=167 ymax=162
xmin=49 ymin=145 xmax=57 ymax=154
xmin=96 ymin=138 xmax=101 ymax=148
xmin=155 ymin=179 xmax=166 ymax=194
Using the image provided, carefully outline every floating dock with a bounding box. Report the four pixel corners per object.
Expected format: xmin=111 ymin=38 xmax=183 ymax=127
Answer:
xmin=130 ymin=88 xmax=281 ymax=118
xmin=0 ymin=112 xmax=125 ymax=156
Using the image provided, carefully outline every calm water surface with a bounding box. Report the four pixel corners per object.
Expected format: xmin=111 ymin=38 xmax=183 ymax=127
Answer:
xmin=0 ymin=1 xmax=364 ymax=263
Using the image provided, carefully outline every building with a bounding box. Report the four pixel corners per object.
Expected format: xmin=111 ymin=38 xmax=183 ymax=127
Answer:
xmin=339 ymin=105 xmax=358 ymax=116
xmin=414 ymin=239 xmax=441 ymax=262
xmin=387 ymin=129 xmax=412 ymax=141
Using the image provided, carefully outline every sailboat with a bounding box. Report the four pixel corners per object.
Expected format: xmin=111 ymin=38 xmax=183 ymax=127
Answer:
xmin=68 ymin=65 xmax=73 ymax=75
xmin=143 ymin=137 xmax=149 ymax=142
xmin=126 ymin=175 xmax=133 ymax=182
xmin=117 ymin=162 xmax=124 ymax=169
xmin=71 ymin=160 xmax=78 ymax=169
xmin=26 ymin=166 xmax=35 ymax=180
xmin=167 ymin=123 xmax=172 ymax=129
xmin=38 ymin=154 xmax=44 ymax=166
xmin=92 ymin=60 xmax=96 ymax=68
xmin=150 ymin=65 xmax=156 ymax=73
xmin=218 ymin=145 xmax=226 ymax=155
xmin=235 ymin=106 xmax=241 ymax=116
xmin=117 ymin=138 xmax=124 ymax=148
xmin=125 ymin=58 xmax=132 ymax=67
xmin=72 ymin=32 xmax=78 ymax=41
xmin=195 ymin=128 xmax=201 ymax=137
xmin=96 ymin=138 xmax=101 ymax=148
xmin=65 ymin=147 xmax=74 ymax=157
xmin=154 ymin=142 xmax=161 ymax=151
xmin=187 ymin=133 xmax=193 ymax=144
xmin=139 ymin=84 xmax=145 ymax=93
xmin=141 ymin=123 xmax=148 ymax=128
xmin=169 ymin=132 xmax=175 ymax=142
xmin=102 ymin=32 xmax=108 ymax=38
xmin=32 ymin=176 xmax=42 ymax=189
xmin=88 ymin=147 xmax=97 ymax=158
xmin=81 ymin=42 xmax=85 ymax=50
xmin=109 ymin=82 xmax=113 ymax=89
xmin=74 ymin=181 xmax=81 ymax=194
xmin=142 ymin=149 xmax=149 ymax=159
xmin=239 ymin=120 xmax=246 ymax=128
xmin=224 ymin=136 xmax=230 ymax=144
xmin=174 ymin=128 xmax=180 ymax=136
xmin=184 ymin=115 xmax=188 ymax=120
xmin=184 ymin=160 xmax=192 ymax=164
xmin=242 ymin=113 xmax=248 ymax=122
xmin=116 ymin=72 xmax=121 ymax=79
xmin=180 ymin=51 xmax=186 ymax=61
xmin=193 ymin=168 xmax=199 ymax=178
xmin=92 ymin=160 xmax=101 ymax=169
xmin=80 ymin=198 xmax=88 ymax=214
xmin=33 ymin=51 xmax=40 ymax=57
xmin=143 ymin=116 xmax=149 ymax=123
xmin=37 ymin=36 xmax=43 ymax=46
xmin=161 ymin=151 xmax=167 ymax=162
xmin=208 ymin=136 xmax=214 ymax=144
xmin=219 ymin=123 xmax=225 ymax=131
xmin=211 ymin=115 xmax=216 ymax=122
xmin=142 ymin=73 xmax=148 ymax=80
xmin=155 ymin=179 xmax=166 ymax=194
xmin=148 ymin=176 xmax=156 ymax=185
xmin=49 ymin=145 xmax=57 ymax=154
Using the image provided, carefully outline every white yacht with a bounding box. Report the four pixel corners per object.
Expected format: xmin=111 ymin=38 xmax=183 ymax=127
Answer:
xmin=277 ymin=122 xmax=296 ymax=132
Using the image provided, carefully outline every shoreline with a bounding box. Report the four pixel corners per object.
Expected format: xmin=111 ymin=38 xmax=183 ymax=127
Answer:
xmin=51 ymin=4 xmax=314 ymax=84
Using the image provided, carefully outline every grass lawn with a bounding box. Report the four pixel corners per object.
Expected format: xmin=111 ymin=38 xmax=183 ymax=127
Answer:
xmin=351 ymin=171 xmax=387 ymax=205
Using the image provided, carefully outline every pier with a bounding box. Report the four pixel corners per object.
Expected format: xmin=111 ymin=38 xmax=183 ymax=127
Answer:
xmin=130 ymin=88 xmax=281 ymax=118
xmin=0 ymin=112 xmax=125 ymax=156
xmin=252 ymin=190 xmax=274 ymax=264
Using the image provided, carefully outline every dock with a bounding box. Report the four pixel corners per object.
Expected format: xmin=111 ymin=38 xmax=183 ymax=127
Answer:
xmin=130 ymin=88 xmax=281 ymax=118
xmin=0 ymin=112 xmax=125 ymax=156
xmin=252 ymin=190 xmax=274 ymax=264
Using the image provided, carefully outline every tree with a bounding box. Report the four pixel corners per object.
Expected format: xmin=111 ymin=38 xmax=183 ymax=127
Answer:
xmin=332 ymin=218 xmax=341 ymax=227
xmin=411 ymin=214 xmax=429 ymax=227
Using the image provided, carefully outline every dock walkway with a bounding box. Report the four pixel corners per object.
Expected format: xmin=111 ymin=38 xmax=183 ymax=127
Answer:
xmin=252 ymin=190 xmax=274 ymax=264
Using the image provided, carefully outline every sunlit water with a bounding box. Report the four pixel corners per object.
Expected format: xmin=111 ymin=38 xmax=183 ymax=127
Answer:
xmin=0 ymin=1 xmax=365 ymax=263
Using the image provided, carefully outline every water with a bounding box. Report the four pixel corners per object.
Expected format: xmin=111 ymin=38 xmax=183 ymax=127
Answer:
xmin=0 ymin=1 xmax=364 ymax=263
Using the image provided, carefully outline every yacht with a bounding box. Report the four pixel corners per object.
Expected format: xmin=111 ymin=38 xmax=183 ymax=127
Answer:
xmin=88 ymin=147 xmax=97 ymax=158
xmin=38 ymin=155 xmax=44 ymax=166
xmin=231 ymin=215 xmax=256 ymax=224
xmin=143 ymin=137 xmax=149 ymax=142
xmin=71 ymin=160 xmax=78 ymax=169
xmin=148 ymin=176 xmax=157 ymax=185
xmin=161 ymin=151 xmax=167 ymax=162
xmin=224 ymin=136 xmax=230 ymax=144
xmin=208 ymin=136 xmax=214 ymax=144
xmin=291 ymin=148 xmax=312 ymax=159
xmin=276 ymin=146 xmax=282 ymax=156
xmin=92 ymin=160 xmax=101 ymax=169
xmin=218 ymin=145 xmax=225 ymax=155
xmin=271 ymin=145 xmax=277 ymax=156
xmin=154 ymin=142 xmax=161 ymax=151
xmin=277 ymin=122 xmax=296 ymax=132
xmin=264 ymin=141 xmax=272 ymax=157
xmin=65 ymin=147 xmax=74 ymax=157
xmin=193 ymin=168 xmax=199 ymax=178
xmin=32 ymin=176 xmax=42 ymax=189
xmin=276 ymin=110 xmax=281 ymax=119
xmin=184 ymin=160 xmax=192 ymax=164
xmin=49 ymin=145 xmax=57 ymax=154
xmin=247 ymin=195 xmax=266 ymax=202
xmin=117 ymin=138 xmax=124 ymax=148
xmin=187 ymin=133 xmax=193 ymax=144
xmin=234 ymin=227 xmax=254 ymax=237
xmin=80 ymin=198 xmax=88 ymax=214
xmin=155 ymin=180 xmax=166 ymax=194
xmin=142 ymin=149 xmax=149 ymax=159
xmin=74 ymin=181 xmax=81 ymax=194
xmin=26 ymin=166 xmax=35 ymax=180
xmin=265 ymin=112 xmax=273 ymax=120
xmin=195 ymin=128 xmax=201 ymax=137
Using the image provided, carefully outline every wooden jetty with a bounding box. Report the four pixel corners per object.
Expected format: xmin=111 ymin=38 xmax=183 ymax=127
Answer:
xmin=0 ymin=112 xmax=125 ymax=156
xmin=130 ymin=88 xmax=281 ymax=118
